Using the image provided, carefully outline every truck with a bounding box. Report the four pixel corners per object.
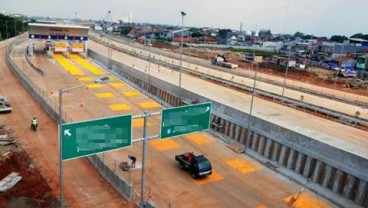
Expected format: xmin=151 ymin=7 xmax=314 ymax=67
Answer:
xmin=175 ymin=152 xmax=212 ymax=178
xmin=334 ymin=65 xmax=357 ymax=78
xmin=211 ymin=55 xmax=238 ymax=69
xmin=0 ymin=96 xmax=12 ymax=113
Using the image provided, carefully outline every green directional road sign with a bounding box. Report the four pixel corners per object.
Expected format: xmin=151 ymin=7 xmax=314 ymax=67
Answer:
xmin=160 ymin=102 xmax=211 ymax=139
xmin=61 ymin=114 xmax=132 ymax=161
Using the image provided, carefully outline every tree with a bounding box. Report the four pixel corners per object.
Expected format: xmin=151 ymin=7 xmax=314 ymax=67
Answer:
xmin=120 ymin=26 xmax=132 ymax=36
xmin=350 ymin=33 xmax=368 ymax=40
xmin=330 ymin=35 xmax=348 ymax=43
xmin=294 ymin=31 xmax=305 ymax=39
xmin=191 ymin=31 xmax=204 ymax=38
xmin=218 ymin=29 xmax=232 ymax=39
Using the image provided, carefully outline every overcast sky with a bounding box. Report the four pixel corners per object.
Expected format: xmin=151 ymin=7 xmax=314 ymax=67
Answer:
xmin=1 ymin=0 xmax=368 ymax=37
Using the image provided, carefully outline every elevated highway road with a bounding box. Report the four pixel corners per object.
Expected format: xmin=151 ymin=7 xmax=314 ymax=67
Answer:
xmin=88 ymin=33 xmax=368 ymax=129
xmin=88 ymin=41 xmax=368 ymax=161
xmin=8 ymin=38 xmax=341 ymax=208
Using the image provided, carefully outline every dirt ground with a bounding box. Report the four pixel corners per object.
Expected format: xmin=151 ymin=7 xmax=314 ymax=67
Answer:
xmin=0 ymin=126 xmax=58 ymax=208
xmin=150 ymin=41 xmax=368 ymax=96
xmin=1 ymin=39 xmax=129 ymax=208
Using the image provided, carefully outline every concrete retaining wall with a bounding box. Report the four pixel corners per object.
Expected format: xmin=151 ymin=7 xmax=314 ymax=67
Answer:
xmin=90 ymin=49 xmax=368 ymax=208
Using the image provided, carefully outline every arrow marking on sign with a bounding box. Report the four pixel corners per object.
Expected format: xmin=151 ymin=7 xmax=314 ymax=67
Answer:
xmin=64 ymin=129 xmax=72 ymax=136
xmin=206 ymin=107 xmax=210 ymax=112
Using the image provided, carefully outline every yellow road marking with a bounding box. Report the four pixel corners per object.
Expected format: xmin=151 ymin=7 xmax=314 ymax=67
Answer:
xmin=86 ymin=83 xmax=101 ymax=89
xmin=226 ymin=158 xmax=262 ymax=174
xmin=195 ymin=170 xmax=224 ymax=185
xmin=283 ymin=193 xmax=332 ymax=208
xmin=254 ymin=205 xmax=268 ymax=208
xmin=149 ymin=139 xmax=180 ymax=151
xmin=55 ymin=54 xmax=84 ymax=75
xmin=71 ymin=54 xmax=105 ymax=75
xmin=95 ymin=92 xmax=114 ymax=98
xmin=110 ymin=82 xmax=125 ymax=88
xmin=122 ymin=90 xmax=142 ymax=97
xmin=139 ymin=101 xmax=160 ymax=109
xmin=107 ymin=76 xmax=116 ymax=81
xmin=133 ymin=118 xmax=152 ymax=127
xmin=78 ymin=77 xmax=93 ymax=81
xmin=109 ymin=104 xmax=131 ymax=111
xmin=186 ymin=133 xmax=212 ymax=144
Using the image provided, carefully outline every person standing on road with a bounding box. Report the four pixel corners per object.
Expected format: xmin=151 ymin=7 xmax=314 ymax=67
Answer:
xmin=31 ymin=117 xmax=38 ymax=130
xmin=128 ymin=154 xmax=136 ymax=168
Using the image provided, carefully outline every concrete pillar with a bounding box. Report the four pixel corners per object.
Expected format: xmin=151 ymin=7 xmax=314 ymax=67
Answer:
xmin=322 ymin=165 xmax=333 ymax=188
xmin=278 ymin=146 xmax=288 ymax=166
xmin=251 ymin=133 xmax=259 ymax=150
xmin=211 ymin=115 xmax=216 ymax=129
xmin=286 ymin=149 xmax=296 ymax=170
xmin=312 ymin=161 xmax=323 ymax=183
xmin=239 ymin=128 xmax=247 ymax=144
xmin=343 ymin=175 xmax=356 ymax=199
xmin=229 ymin=123 xmax=235 ymax=139
xmin=245 ymin=130 xmax=252 ymax=147
xmin=354 ymin=180 xmax=367 ymax=205
xmin=257 ymin=136 xmax=265 ymax=155
xmin=264 ymin=139 xmax=273 ymax=159
xmin=224 ymin=121 xmax=230 ymax=136
xmin=215 ymin=117 xmax=222 ymax=132
xmin=165 ymin=93 xmax=169 ymax=102
xmin=219 ymin=119 xmax=225 ymax=134
xmin=234 ymin=125 xmax=241 ymax=142
xmin=271 ymin=143 xmax=281 ymax=161
xmin=303 ymin=156 xmax=314 ymax=178
xmin=332 ymin=170 xmax=344 ymax=194
xmin=294 ymin=152 xmax=305 ymax=174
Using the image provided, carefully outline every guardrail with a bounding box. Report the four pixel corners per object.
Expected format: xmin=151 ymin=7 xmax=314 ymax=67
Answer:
xmin=91 ymin=31 xmax=368 ymax=108
xmin=89 ymin=36 xmax=368 ymax=131
xmin=24 ymin=50 xmax=44 ymax=76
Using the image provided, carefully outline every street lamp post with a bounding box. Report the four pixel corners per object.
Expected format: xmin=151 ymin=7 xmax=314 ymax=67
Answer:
xmin=148 ymin=43 xmax=152 ymax=85
xmin=334 ymin=43 xmax=344 ymax=91
xmin=178 ymin=11 xmax=186 ymax=89
xmin=281 ymin=50 xmax=291 ymax=97
xmin=14 ymin=19 xmax=16 ymax=36
xmin=246 ymin=56 xmax=259 ymax=147
xmin=5 ymin=21 xmax=8 ymax=39
xmin=107 ymin=10 xmax=112 ymax=69
xmin=58 ymin=76 xmax=109 ymax=208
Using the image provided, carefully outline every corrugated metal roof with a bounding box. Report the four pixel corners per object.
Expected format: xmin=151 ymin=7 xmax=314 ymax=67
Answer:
xmin=28 ymin=23 xmax=89 ymax=29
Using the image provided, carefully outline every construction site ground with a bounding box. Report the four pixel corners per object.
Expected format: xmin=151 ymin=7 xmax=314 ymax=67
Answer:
xmin=0 ymin=39 xmax=130 ymax=207
xmin=151 ymin=41 xmax=368 ymax=97
xmin=0 ymin=126 xmax=58 ymax=208
xmin=3 ymin=37 xmax=341 ymax=208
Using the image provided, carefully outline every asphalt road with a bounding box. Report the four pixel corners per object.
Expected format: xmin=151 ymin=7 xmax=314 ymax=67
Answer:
xmin=89 ymin=40 xmax=368 ymax=161
xmin=89 ymin=31 xmax=368 ymax=120
xmin=1 ymin=38 xmax=129 ymax=208
xmin=6 ymin=38 xmax=339 ymax=208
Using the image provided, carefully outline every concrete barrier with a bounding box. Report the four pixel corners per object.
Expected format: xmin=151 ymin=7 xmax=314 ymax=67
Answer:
xmin=89 ymin=48 xmax=368 ymax=207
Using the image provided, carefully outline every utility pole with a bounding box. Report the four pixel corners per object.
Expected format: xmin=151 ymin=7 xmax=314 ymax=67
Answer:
xmin=5 ymin=21 xmax=8 ymax=39
xmin=14 ymin=20 xmax=16 ymax=36
xmin=178 ymin=11 xmax=186 ymax=89
xmin=107 ymin=10 xmax=112 ymax=69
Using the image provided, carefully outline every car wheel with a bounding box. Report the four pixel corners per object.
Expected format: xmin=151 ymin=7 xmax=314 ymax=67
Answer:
xmin=192 ymin=173 xmax=197 ymax=178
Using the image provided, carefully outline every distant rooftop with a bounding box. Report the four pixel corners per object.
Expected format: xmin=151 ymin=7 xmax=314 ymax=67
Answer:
xmin=28 ymin=23 xmax=89 ymax=30
xmin=349 ymin=37 xmax=368 ymax=43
